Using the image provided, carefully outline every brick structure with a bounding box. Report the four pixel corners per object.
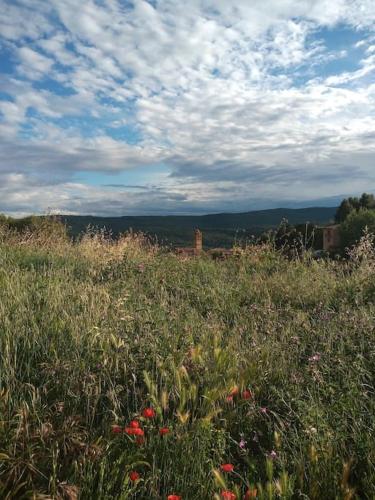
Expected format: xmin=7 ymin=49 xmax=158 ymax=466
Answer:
xmin=175 ymin=229 xmax=236 ymax=259
xmin=322 ymin=224 xmax=341 ymax=252
xmin=175 ymin=228 xmax=204 ymax=256
xmin=194 ymin=229 xmax=202 ymax=254
xmin=207 ymin=248 xmax=234 ymax=259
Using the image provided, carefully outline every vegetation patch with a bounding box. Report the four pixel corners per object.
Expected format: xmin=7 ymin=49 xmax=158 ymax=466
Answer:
xmin=0 ymin=223 xmax=374 ymax=499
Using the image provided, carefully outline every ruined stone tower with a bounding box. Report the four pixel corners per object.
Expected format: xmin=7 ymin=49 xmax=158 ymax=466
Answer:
xmin=194 ymin=229 xmax=203 ymax=253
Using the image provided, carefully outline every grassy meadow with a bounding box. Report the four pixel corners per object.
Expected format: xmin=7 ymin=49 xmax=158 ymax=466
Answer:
xmin=0 ymin=221 xmax=375 ymax=499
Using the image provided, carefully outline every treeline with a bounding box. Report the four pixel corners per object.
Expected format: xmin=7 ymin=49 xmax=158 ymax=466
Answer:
xmin=335 ymin=193 xmax=375 ymax=223
xmin=334 ymin=193 xmax=375 ymax=250
xmin=1 ymin=193 xmax=375 ymax=254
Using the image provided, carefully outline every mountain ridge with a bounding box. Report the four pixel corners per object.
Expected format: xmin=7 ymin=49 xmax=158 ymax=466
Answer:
xmin=61 ymin=206 xmax=337 ymax=248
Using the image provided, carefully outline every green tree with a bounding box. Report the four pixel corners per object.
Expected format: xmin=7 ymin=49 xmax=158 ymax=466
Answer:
xmin=360 ymin=192 xmax=375 ymax=209
xmin=348 ymin=196 xmax=361 ymax=210
xmin=335 ymin=198 xmax=355 ymax=223
xmin=340 ymin=208 xmax=375 ymax=249
xmin=335 ymin=193 xmax=375 ymax=223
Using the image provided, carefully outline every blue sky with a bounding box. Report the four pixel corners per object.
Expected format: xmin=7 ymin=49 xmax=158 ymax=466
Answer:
xmin=0 ymin=0 xmax=374 ymax=216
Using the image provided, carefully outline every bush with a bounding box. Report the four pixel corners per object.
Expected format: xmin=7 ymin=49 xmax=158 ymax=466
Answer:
xmin=340 ymin=209 xmax=375 ymax=250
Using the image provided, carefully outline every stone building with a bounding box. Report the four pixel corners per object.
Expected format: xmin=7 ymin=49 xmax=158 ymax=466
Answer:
xmin=194 ymin=228 xmax=202 ymax=253
xmin=175 ymin=229 xmax=203 ymax=256
xmin=322 ymin=224 xmax=341 ymax=252
xmin=175 ymin=229 xmax=235 ymax=259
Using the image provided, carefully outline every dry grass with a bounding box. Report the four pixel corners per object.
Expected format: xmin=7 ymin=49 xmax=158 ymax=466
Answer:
xmin=0 ymin=224 xmax=374 ymax=499
xmin=78 ymin=227 xmax=159 ymax=266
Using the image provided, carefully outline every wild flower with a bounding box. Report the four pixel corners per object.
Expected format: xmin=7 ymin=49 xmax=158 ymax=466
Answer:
xmin=239 ymin=438 xmax=247 ymax=449
xmin=241 ymin=390 xmax=252 ymax=400
xmin=129 ymin=420 xmax=140 ymax=428
xmin=124 ymin=427 xmax=144 ymax=436
xmin=167 ymin=495 xmax=182 ymax=500
xmin=268 ymin=450 xmax=277 ymax=460
xmin=308 ymin=353 xmax=321 ymax=362
xmin=260 ymin=407 xmax=268 ymax=414
xmin=220 ymin=463 xmax=234 ymax=472
xmin=221 ymin=490 xmax=236 ymax=499
xmin=142 ymin=407 xmax=156 ymax=418
xmin=111 ymin=425 xmax=122 ymax=434
xmin=229 ymin=386 xmax=239 ymax=396
xmin=129 ymin=471 xmax=140 ymax=482
xmin=226 ymin=395 xmax=234 ymax=403
xmin=159 ymin=427 xmax=170 ymax=436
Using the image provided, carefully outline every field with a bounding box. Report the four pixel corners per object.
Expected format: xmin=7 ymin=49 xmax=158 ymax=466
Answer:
xmin=0 ymin=223 xmax=374 ymax=499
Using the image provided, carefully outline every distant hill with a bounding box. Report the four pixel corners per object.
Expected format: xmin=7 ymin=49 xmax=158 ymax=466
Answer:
xmin=61 ymin=206 xmax=336 ymax=248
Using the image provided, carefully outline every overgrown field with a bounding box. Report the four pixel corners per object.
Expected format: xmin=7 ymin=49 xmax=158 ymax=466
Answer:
xmin=0 ymin=225 xmax=374 ymax=499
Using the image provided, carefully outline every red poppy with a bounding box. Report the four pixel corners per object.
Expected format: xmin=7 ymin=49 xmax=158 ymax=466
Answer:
xmin=226 ymin=395 xmax=234 ymax=403
xmin=129 ymin=471 xmax=140 ymax=482
xmin=124 ymin=427 xmax=145 ymax=436
xmin=242 ymin=390 xmax=253 ymax=400
xmin=111 ymin=425 xmax=122 ymax=434
xmin=142 ymin=407 xmax=156 ymax=419
xmin=136 ymin=435 xmax=145 ymax=446
xmin=229 ymin=386 xmax=239 ymax=396
xmin=129 ymin=420 xmax=140 ymax=428
xmin=159 ymin=427 xmax=170 ymax=436
xmin=221 ymin=491 xmax=236 ymax=500
xmin=167 ymin=495 xmax=182 ymax=500
xmin=244 ymin=488 xmax=257 ymax=499
xmin=220 ymin=463 xmax=234 ymax=473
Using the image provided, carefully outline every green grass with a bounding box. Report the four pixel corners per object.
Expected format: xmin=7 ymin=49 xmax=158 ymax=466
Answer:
xmin=0 ymin=229 xmax=374 ymax=499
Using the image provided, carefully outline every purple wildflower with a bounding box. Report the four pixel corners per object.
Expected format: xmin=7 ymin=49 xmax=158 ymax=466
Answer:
xmin=268 ymin=450 xmax=278 ymax=460
xmin=308 ymin=353 xmax=321 ymax=362
xmin=239 ymin=438 xmax=247 ymax=449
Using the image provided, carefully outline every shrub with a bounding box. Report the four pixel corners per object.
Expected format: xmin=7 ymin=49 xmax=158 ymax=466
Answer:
xmin=340 ymin=209 xmax=375 ymax=250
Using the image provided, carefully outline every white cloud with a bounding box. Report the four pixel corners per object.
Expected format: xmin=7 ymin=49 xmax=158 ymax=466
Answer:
xmin=0 ymin=1 xmax=53 ymax=41
xmin=0 ymin=0 xmax=374 ymax=214
xmin=17 ymin=46 xmax=54 ymax=79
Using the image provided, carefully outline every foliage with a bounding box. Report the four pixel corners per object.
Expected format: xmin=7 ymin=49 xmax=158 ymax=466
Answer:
xmin=262 ymin=220 xmax=322 ymax=257
xmin=0 ymin=214 xmax=69 ymax=248
xmin=335 ymin=193 xmax=375 ymax=223
xmin=0 ymin=230 xmax=375 ymax=498
xmin=340 ymin=209 xmax=375 ymax=250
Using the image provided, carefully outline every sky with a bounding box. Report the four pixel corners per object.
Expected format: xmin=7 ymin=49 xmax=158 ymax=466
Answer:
xmin=0 ymin=0 xmax=374 ymax=216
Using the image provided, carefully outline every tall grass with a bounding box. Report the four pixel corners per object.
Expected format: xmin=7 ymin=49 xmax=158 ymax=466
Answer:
xmin=0 ymin=224 xmax=374 ymax=499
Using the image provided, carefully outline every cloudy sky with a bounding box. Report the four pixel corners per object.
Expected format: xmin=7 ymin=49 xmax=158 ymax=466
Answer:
xmin=0 ymin=0 xmax=374 ymax=216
